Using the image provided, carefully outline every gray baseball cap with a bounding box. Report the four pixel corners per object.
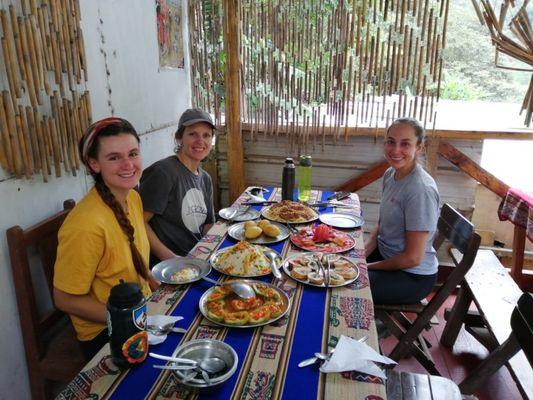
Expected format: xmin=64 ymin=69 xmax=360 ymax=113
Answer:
xmin=178 ymin=108 xmax=216 ymax=132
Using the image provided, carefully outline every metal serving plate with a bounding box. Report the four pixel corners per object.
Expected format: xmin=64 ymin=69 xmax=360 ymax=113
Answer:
xmin=289 ymin=228 xmax=356 ymax=254
xmin=282 ymin=253 xmax=360 ymax=288
xmin=210 ymin=245 xmax=282 ymax=278
xmin=319 ymin=212 xmax=364 ymax=229
xmin=152 ymin=257 xmax=211 ymax=285
xmin=199 ymin=280 xmax=291 ymax=328
xmin=219 ymin=207 xmax=261 ymax=222
xmin=261 ymin=204 xmax=319 ymax=224
xmin=227 ymin=221 xmax=290 ymax=244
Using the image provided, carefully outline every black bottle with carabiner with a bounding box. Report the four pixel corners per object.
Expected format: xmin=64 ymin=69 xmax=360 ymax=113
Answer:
xmin=107 ymin=280 xmax=148 ymax=369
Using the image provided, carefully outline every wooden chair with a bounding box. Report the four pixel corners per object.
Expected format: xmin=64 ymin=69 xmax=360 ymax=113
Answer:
xmin=374 ymin=203 xmax=481 ymax=375
xmin=7 ymin=199 xmax=85 ymax=400
xmin=457 ymin=292 xmax=533 ymax=397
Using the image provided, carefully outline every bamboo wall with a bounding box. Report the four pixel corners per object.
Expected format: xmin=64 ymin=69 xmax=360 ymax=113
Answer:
xmin=0 ymin=0 xmax=90 ymax=181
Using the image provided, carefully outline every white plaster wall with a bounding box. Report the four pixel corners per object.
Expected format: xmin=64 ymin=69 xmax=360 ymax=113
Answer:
xmin=0 ymin=0 xmax=190 ymax=398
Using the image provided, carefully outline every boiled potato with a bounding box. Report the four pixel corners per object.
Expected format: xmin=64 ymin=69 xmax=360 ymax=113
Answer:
xmin=245 ymin=226 xmax=263 ymax=239
xmin=263 ymin=224 xmax=281 ymax=238
xmin=258 ymin=219 xmax=271 ymax=230
xmin=244 ymin=221 xmax=257 ymax=229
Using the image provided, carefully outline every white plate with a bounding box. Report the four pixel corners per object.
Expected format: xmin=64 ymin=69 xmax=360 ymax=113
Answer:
xmin=219 ymin=207 xmax=261 ymax=222
xmin=152 ymin=257 xmax=211 ymax=284
xmin=227 ymin=221 xmax=290 ymax=244
xmin=319 ymin=213 xmax=364 ymax=229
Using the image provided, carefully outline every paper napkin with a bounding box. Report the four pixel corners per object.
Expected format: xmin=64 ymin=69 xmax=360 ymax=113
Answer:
xmin=147 ymin=315 xmax=184 ymax=345
xmin=319 ymin=335 xmax=397 ymax=379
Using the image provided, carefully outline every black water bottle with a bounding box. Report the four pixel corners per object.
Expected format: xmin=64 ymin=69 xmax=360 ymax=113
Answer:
xmin=107 ymin=280 xmax=148 ymax=369
xmin=282 ymin=158 xmax=295 ymax=201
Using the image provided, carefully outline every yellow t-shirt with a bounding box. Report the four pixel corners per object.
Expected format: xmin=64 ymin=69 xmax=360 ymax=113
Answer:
xmin=54 ymin=188 xmax=151 ymax=341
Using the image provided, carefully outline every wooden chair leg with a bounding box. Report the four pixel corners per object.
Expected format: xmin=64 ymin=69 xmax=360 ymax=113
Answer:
xmin=441 ymin=285 xmax=472 ymax=347
xmin=459 ymin=333 xmax=520 ymax=394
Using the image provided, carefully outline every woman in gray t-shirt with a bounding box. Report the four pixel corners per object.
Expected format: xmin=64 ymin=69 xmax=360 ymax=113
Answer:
xmin=139 ymin=109 xmax=216 ymax=264
xmin=364 ymin=118 xmax=440 ymax=304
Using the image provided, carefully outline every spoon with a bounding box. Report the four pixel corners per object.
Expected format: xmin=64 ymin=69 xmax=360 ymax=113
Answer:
xmin=263 ymin=248 xmax=282 ymax=279
xmin=201 ymin=276 xmax=256 ymax=299
xmin=146 ymin=323 xmax=187 ymax=336
xmin=199 ymin=357 xmax=226 ymax=375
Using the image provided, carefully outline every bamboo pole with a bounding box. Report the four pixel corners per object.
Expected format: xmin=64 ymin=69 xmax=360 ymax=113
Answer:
xmin=0 ymin=95 xmax=12 ymax=171
xmin=1 ymin=9 xmax=23 ymax=98
xmin=2 ymin=91 xmax=22 ymax=177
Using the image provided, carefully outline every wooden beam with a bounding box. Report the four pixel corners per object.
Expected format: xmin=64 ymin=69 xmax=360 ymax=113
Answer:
xmin=241 ymin=123 xmax=533 ymax=140
xmin=335 ymin=161 xmax=389 ymax=192
xmin=437 ymin=141 xmax=509 ymax=198
xmin=223 ymin=0 xmax=245 ymax=202
xmin=511 ymin=225 xmax=526 ymax=287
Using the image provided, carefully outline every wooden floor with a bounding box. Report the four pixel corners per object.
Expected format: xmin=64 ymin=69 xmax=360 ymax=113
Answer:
xmin=379 ymin=294 xmax=524 ymax=400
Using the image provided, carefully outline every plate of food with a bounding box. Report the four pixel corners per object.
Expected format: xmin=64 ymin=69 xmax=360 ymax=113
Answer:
xmin=319 ymin=212 xmax=364 ymax=229
xmin=152 ymin=257 xmax=211 ymax=284
xmin=290 ymin=224 xmax=355 ymax=253
xmin=210 ymin=241 xmax=282 ymax=277
xmin=227 ymin=220 xmax=290 ymax=244
xmin=261 ymin=200 xmax=318 ymax=224
xmin=199 ymin=280 xmax=290 ymax=328
xmin=282 ymin=253 xmax=359 ymax=287
xmin=219 ymin=206 xmax=261 ymax=222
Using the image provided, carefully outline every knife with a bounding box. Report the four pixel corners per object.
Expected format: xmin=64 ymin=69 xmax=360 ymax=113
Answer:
xmin=241 ymin=201 xmax=278 ymax=205
xmin=307 ymin=202 xmax=354 ymax=209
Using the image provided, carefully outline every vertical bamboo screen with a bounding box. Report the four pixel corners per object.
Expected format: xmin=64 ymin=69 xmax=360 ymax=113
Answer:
xmin=189 ymin=0 xmax=450 ymax=143
xmin=470 ymin=0 xmax=532 ymax=127
xmin=0 ymin=0 xmax=91 ymax=182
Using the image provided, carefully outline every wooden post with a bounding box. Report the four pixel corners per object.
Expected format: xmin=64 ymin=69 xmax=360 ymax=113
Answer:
xmin=222 ymin=0 xmax=245 ymax=202
xmin=511 ymin=225 xmax=526 ymax=287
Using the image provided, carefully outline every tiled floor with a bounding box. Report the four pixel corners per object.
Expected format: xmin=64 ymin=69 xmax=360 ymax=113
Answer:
xmin=378 ymin=294 xmax=524 ymax=400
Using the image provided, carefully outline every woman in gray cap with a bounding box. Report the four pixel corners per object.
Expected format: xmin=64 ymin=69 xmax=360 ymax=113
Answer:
xmin=139 ymin=108 xmax=216 ymax=264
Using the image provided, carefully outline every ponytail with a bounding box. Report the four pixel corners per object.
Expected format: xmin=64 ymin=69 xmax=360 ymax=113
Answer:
xmin=94 ymin=179 xmax=149 ymax=281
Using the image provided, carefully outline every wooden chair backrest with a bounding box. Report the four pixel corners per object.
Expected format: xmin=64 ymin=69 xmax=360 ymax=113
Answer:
xmin=512 ymin=292 xmax=533 ymax=366
xmin=7 ymin=200 xmax=75 ymax=359
xmin=391 ymin=204 xmax=481 ymax=361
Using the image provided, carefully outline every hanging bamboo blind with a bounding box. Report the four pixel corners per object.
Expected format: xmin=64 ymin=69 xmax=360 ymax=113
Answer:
xmin=0 ymin=0 xmax=91 ymax=182
xmin=189 ymin=0 xmax=450 ymax=144
xmin=471 ymin=0 xmax=532 ymax=127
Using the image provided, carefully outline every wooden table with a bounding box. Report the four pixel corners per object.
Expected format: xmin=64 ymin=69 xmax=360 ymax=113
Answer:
xmin=57 ymin=188 xmax=386 ymax=400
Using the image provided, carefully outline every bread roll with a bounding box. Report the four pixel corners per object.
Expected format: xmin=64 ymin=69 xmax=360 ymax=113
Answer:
xmin=245 ymin=226 xmax=263 ymax=239
xmin=258 ymin=219 xmax=271 ymax=230
xmin=263 ymin=224 xmax=281 ymax=237
xmin=336 ymin=267 xmax=357 ymax=279
xmin=244 ymin=221 xmax=257 ymax=229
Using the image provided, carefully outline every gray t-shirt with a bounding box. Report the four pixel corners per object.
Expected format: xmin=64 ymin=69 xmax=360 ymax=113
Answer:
xmin=377 ymin=164 xmax=440 ymax=275
xmin=139 ymin=155 xmax=215 ymax=257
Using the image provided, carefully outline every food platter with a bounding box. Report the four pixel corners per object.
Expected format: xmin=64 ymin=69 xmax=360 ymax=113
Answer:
xmin=289 ymin=225 xmax=356 ymax=253
xmin=319 ymin=212 xmax=364 ymax=229
xmin=219 ymin=207 xmax=261 ymax=222
xmin=227 ymin=221 xmax=290 ymax=244
xmin=152 ymin=257 xmax=211 ymax=284
xmin=282 ymin=253 xmax=360 ymax=288
xmin=210 ymin=241 xmax=282 ymax=277
xmin=261 ymin=200 xmax=318 ymax=224
xmin=199 ymin=280 xmax=290 ymax=328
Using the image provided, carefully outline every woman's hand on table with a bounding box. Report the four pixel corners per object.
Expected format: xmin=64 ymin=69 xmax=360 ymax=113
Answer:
xmin=367 ymin=230 xmax=429 ymax=271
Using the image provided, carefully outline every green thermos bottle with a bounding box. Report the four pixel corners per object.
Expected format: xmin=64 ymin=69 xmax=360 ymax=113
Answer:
xmin=298 ymin=155 xmax=312 ymax=202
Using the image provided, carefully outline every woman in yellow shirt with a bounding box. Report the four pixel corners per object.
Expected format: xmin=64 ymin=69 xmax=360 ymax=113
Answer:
xmin=54 ymin=117 xmax=158 ymax=360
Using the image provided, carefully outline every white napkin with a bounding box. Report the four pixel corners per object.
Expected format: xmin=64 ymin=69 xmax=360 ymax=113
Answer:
xmin=147 ymin=315 xmax=184 ymax=345
xmin=319 ymin=335 xmax=397 ymax=379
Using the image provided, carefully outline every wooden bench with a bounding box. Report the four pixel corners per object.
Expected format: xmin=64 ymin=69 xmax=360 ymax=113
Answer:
xmin=441 ymin=249 xmax=533 ymax=398
xmin=386 ymin=370 xmax=462 ymax=400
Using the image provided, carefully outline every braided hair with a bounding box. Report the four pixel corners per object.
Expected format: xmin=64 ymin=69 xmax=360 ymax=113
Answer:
xmin=79 ymin=118 xmax=149 ymax=281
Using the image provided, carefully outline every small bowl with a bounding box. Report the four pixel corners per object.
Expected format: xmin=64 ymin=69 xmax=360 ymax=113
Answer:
xmin=172 ymin=339 xmax=238 ymax=388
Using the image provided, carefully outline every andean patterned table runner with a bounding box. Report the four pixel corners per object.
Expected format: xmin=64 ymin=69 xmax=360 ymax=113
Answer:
xmin=57 ymin=188 xmax=386 ymax=400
